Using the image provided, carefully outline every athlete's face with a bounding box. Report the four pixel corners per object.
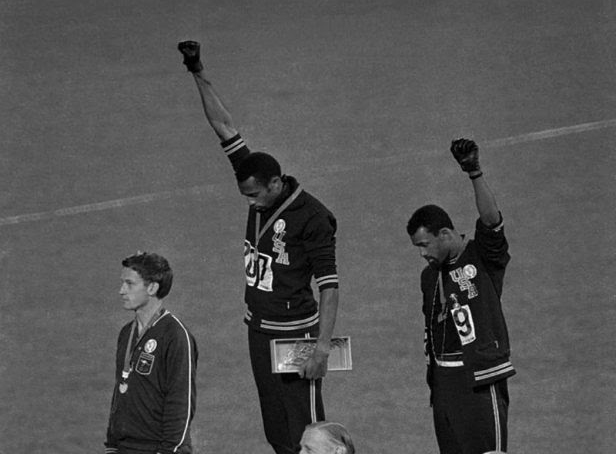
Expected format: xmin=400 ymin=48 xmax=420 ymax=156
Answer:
xmin=299 ymin=428 xmax=341 ymax=454
xmin=119 ymin=268 xmax=156 ymax=311
xmin=410 ymin=226 xmax=451 ymax=268
xmin=238 ymin=176 xmax=282 ymax=212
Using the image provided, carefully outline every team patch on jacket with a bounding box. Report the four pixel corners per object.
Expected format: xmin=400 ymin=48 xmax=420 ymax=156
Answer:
xmin=272 ymin=219 xmax=289 ymax=265
xmin=449 ymin=265 xmax=478 ymax=298
xmin=135 ymin=352 xmax=155 ymax=375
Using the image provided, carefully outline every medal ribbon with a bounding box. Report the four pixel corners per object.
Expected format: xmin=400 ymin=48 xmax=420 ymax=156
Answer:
xmin=253 ymin=184 xmax=302 ymax=260
xmin=121 ymin=307 xmax=166 ymax=380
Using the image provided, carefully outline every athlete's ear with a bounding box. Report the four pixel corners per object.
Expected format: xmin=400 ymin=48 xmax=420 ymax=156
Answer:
xmin=147 ymin=282 xmax=159 ymax=297
xmin=438 ymin=227 xmax=452 ymax=239
xmin=268 ymin=175 xmax=283 ymax=192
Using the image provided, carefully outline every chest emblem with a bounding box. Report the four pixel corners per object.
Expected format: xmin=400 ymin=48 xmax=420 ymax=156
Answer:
xmin=463 ymin=264 xmax=477 ymax=279
xmin=144 ymin=339 xmax=157 ymax=353
xmin=272 ymin=219 xmax=289 ymax=265
xmin=135 ymin=352 xmax=155 ymax=375
xmin=449 ymin=265 xmax=478 ymax=299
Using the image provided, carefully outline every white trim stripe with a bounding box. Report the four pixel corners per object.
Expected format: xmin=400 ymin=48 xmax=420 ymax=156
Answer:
xmin=244 ymin=311 xmax=320 ymax=331
xmin=316 ymin=274 xmax=338 ymax=285
xmin=258 ymin=313 xmax=319 ymax=326
xmin=223 ymin=139 xmax=246 ymax=156
xmin=306 ymin=333 xmax=318 ymax=423
xmin=152 ymin=310 xmax=170 ymax=326
xmin=261 ymin=318 xmax=319 ymax=331
xmin=171 ymin=315 xmax=193 ymax=452
xmin=491 ymin=219 xmax=505 ymax=232
xmin=490 ymin=384 xmax=502 ymax=452
xmin=435 ymin=358 xmax=464 ymax=367
xmin=474 ymin=361 xmax=513 ymax=379
xmin=475 ymin=365 xmax=515 ymax=381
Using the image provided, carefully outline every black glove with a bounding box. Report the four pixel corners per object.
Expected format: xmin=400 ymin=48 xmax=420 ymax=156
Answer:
xmin=450 ymin=138 xmax=480 ymax=173
xmin=178 ymin=40 xmax=204 ymax=73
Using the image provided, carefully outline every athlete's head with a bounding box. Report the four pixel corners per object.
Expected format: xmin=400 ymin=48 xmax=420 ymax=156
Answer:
xmin=299 ymin=421 xmax=355 ymax=454
xmin=235 ymin=152 xmax=284 ymax=212
xmin=121 ymin=252 xmax=173 ymax=300
xmin=407 ymin=204 xmax=456 ymax=268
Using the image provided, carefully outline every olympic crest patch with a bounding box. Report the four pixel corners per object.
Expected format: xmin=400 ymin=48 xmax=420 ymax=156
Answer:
xmin=272 ymin=219 xmax=289 ymax=265
xmin=274 ymin=219 xmax=286 ymax=233
xmin=463 ymin=264 xmax=477 ymax=279
xmin=144 ymin=339 xmax=157 ymax=353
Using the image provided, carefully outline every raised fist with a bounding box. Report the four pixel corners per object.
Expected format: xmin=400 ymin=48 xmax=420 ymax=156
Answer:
xmin=450 ymin=138 xmax=480 ymax=173
xmin=178 ymin=40 xmax=204 ymax=73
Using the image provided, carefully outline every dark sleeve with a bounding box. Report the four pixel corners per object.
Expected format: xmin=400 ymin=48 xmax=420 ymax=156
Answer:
xmin=303 ymin=210 xmax=338 ymax=292
xmin=159 ymin=321 xmax=198 ymax=454
xmin=474 ymin=213 xmax=510 ymax=269
xmin=105 ymin=328 xmax=127 ymax=453
xmin=220 ymin=133 xmax=251 ymax=173
xmin=420 ymin=268 xmax=435 ymax=405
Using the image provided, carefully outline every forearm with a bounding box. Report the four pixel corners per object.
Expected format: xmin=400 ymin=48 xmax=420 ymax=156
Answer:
xmin=470 ymin=173 xmax=500 ymax=227
xmin=316 ymin=287 xmax=339 ymax=353
xmin=191 ymin=72 xmax=237 ymax=141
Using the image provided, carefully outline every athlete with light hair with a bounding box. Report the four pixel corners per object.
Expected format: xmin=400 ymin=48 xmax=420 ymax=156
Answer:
xmin=300 ymin=421 xmax=355 ymax=454
xmin=105 ymin=252 xmax=198 ymax=454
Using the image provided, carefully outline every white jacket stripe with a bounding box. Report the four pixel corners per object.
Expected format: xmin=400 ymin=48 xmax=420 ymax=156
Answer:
xmin=171 ymin=315 xmax=193 ymax=452
xmin=474 ymin=361 xmax=514 ymax=381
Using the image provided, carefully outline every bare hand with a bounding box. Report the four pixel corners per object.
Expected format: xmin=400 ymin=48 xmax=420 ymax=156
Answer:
xmin=298 ymin=349 xmax=329 ymax=380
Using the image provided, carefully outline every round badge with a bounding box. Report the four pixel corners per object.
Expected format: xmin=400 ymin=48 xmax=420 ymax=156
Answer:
xmin=144 ymin=339 xmax=157 ymax=353
xmin=463 ymin=264 xmax=477 ymax=279
xmin=455 ymin=310 xmax=466 ymax=323
xmin=274 ymin=219 xmax=286 ymax=233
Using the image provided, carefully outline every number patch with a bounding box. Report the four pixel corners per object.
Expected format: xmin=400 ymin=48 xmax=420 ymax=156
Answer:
xmin=244 ymin=241 xmax=274 ymax=292
xmin=450 ymin=304 xmax=476 ymax=345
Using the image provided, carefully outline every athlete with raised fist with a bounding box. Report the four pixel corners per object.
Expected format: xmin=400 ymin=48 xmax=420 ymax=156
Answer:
xmin=178 ymin=40 xmax=340 ymax=454
xmin=406 ymin=139 xmax=515 ymax=454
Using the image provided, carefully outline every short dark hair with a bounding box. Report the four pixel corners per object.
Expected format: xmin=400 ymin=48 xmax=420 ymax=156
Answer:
xmin=235 ymin=152 xmax=282 ymax=186
xmin=122 ymin=252 xmax=173 ymax=299
xmin=406 ymin=204 xmax=454 ymax=237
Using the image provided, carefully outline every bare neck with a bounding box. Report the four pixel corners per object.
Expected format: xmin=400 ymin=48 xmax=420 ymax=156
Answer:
xmin=447 ymin=231 xmax=466 ymax=263
xmin=135 ymin=299 xmax=163 ymax=333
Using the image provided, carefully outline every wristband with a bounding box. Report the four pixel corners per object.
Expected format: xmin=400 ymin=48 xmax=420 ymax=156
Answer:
xmin=469 ymin=171 xmax=483 ymax=180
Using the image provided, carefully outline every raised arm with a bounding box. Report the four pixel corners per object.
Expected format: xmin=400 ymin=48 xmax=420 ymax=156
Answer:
xmin=178 ymin=41 xmax=238 ymax=141
xmin=450 ymin=138 xmax=500 ymax=227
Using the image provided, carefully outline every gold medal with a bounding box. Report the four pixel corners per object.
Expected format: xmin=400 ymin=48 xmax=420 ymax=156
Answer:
xmin=119 ymin=382 xmax=128 ymax=394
